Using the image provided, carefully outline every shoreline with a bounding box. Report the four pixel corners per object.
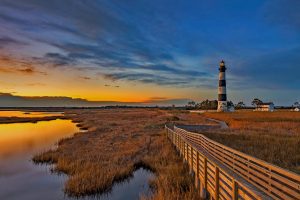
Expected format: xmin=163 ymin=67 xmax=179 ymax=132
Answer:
xmin=0 ymin=116 xmax=67 ymax=124
xmin=31 ymin=109 xmax=205 ymax=198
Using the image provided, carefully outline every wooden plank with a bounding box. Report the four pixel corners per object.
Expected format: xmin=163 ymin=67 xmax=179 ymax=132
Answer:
xmin=181 ymin=127 xmax=300 ymax=183
xmin=219 ymin=185 xmax=232 ymax=200
xmin=178 ymin=137 xmax=261 ymax=199
xmin=207 ymin=184 xmax=216 ymax=199
xmin=207 ymin=170 xmax=215 ymax=185
xmin=207 ymin=168 xmax=215 ymax=182
xmin=233 ymin=164 xmax=293 ymax=200
xmin=185 ymin=133 xmax=300 ymax=199
xmin=238 ymin=189 xmax=249 ymax=199
xmin=169 ymin=128 xmax=274 ymax=200
xmin=207 ymin=161 xmax=215 ymax=174
xmin=219 ymin=174 xmax=232 ymax=192
xmin=269 ymin=171 xmax=300 ymax=192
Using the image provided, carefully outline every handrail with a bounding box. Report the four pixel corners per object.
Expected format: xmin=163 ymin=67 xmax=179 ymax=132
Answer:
xmin=165 ymin=125 xmax=300 ymax=200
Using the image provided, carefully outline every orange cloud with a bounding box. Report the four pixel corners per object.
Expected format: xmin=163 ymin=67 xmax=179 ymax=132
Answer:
xmin=0 ymin=55 xmax=48 ymax=75
xmin=18 ymin=67 xmax=34 ymax=74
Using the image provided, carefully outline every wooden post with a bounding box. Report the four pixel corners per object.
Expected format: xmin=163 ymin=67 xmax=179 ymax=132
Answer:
xmin=183 ymin=141 xmax=185 ymax=162
xmin=195 ymin=176 xmax=199 ymax=189
xmin=215 ymin=167 xmax=219 ymax=200
xmin=177 ymin=136 xmax=179 ymax=151
xmin=195 ymin=151 xmax=200 ymax=189
xmin=187 ymin=144 xmax=189 ymax=164
xmin=181 ymin=138 xmax=184 ymax=158
xmin=187 ymin=144 xmax=190 ymax=164
xmin=165 ymin=126 xmax=168 ymax=138
xmin=176 ymin=134 xmax=179 ymax=150
xmin=172 ymin=132 xmax=174 ymax=143
xmin=200 ymin=157 xmax=208 ymax=199
xmin=181 ymin=137 xmax=183 ymax=156
xmin=204 ymin=158 xmax=207 ymax=189
xmin=232 ymin=180 xmax=238 ymax=200
xmin=200 ymin=181 xmax=207 ymax=199
xmin=196 ymin=151 xmax=199 ymax=178
xmin=175 ymin=133 xmax=177 ymax=150
xmin=179 ymin=136 xmax=182 ymax=156
xmin=190 ymin=147 xmax=193 ymax=175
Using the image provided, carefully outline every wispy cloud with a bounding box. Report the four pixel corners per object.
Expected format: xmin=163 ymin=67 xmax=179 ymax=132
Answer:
xmin=0 ymin=55 xmax=48 ymax=75
xmin=0 ymin=0 xmax=213 ymax=87
xmin=79 ymin=76 xmax=91 ymax=80
xmin=0 ymin=0 xmax=299 ymax=95
xmin=26 ymin=82 xmax=46 ymax=87
xmin=17 ymin=67 xmax=35 ymax=74
xmin=0 ymin=37 xmax=27 ymax=48
xmin=32 ymin=53 xmax=75 ymax=67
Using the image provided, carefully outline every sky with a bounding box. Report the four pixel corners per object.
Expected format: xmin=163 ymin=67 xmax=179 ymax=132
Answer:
xmin=0 ymin=0 xmax=299 ymax=106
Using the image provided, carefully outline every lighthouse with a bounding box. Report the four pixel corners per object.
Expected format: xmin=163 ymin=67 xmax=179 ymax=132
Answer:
xmin=217 ymin=60 xmax=228 ymax=112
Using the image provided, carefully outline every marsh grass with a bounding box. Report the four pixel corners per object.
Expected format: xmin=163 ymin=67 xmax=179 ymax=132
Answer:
xmin=203 ymin=111 xmax=300 ymax=173
xmin=33 ymin=109 xmax=204 ymax=199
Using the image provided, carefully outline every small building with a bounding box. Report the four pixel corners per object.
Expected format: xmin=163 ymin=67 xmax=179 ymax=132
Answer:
xmin=255 ymin=102 xmax=274 ymax=112
xmin=295 ymin=107 xmax=300 ymax=112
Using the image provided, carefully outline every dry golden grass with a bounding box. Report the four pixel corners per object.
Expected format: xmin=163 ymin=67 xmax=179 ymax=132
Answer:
xmin=33 ymin=109 xmax=207 ymax=198
xmin=203 ymin=111 xmax=300 ymax=173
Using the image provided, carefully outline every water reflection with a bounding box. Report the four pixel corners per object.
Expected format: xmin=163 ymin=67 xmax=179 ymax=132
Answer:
xmin=0 ymin=119 xmax=79 ymax=200
xmin=0 ymin=119 xmax=77 ymax=158
xmin=98 ymin=168 xmax=154 ymax=200
xmin=74 ymin=168 xmax=154 ymax=200
xmin=0 ymin=110 xmax=63 ymax=118
xmin=0 ymin=117 xmax=154 ymax=200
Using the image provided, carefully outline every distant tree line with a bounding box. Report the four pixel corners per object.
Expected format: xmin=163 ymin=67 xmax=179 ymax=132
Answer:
xmin=186 ymin=99 xmax=236 ymax=110
xmin=185 ymin=98 xmax=300 ymax=110
xmin=185 ymin=99 xmax=257 ymax=110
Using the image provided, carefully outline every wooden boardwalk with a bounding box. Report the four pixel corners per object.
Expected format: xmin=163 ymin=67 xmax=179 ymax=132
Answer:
xmin=165 ymin=125 xmax=300 ymax=200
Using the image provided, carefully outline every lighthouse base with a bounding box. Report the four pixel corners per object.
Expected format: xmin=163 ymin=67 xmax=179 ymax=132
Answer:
xmin=217 ymin=101 xmax=228 ymax=112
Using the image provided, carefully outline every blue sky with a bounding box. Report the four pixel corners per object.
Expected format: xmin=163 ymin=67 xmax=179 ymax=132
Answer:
xmin=0 ymin=0 xmax=299 ymax=105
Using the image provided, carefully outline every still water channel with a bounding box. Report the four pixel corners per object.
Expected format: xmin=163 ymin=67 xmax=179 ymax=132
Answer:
xmin=0 ymin=111 xmax=153 ymax=200
xmin=0 ymin=110 xmax=63 ymax=118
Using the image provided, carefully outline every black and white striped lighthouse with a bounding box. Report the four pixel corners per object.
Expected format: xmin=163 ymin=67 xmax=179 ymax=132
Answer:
xmin=217 ymin=60 xmax=228 ymax=112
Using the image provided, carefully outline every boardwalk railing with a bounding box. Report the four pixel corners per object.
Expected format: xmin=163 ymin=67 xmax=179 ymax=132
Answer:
xmin=165 ymin=125 xmax=300 ymax=200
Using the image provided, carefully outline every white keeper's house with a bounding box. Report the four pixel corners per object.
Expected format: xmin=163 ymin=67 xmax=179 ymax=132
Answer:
xmin=255 ymin=102 xmax=275 ymax=112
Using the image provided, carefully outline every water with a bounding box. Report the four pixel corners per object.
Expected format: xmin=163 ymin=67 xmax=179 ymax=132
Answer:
xmin=0 ymin=110 xmax=63 ymax=118
xmin=0 ymin=119 xmax=78 ymax=158
xmin=0 ymin=115 xmax=154 ymax=200
xmin=0 ymin=119 xmax=79 ymax=200
xmin=93 ymin=168 xmax=154 ymax=200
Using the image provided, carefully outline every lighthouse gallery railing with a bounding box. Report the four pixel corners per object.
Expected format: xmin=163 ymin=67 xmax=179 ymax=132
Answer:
xmin=165 ymin=125 xmax=300 ymax=200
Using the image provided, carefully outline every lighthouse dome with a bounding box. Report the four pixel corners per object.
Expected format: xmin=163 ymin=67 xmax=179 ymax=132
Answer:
xmin=220 ymin=60 xmax=225 ymax=67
